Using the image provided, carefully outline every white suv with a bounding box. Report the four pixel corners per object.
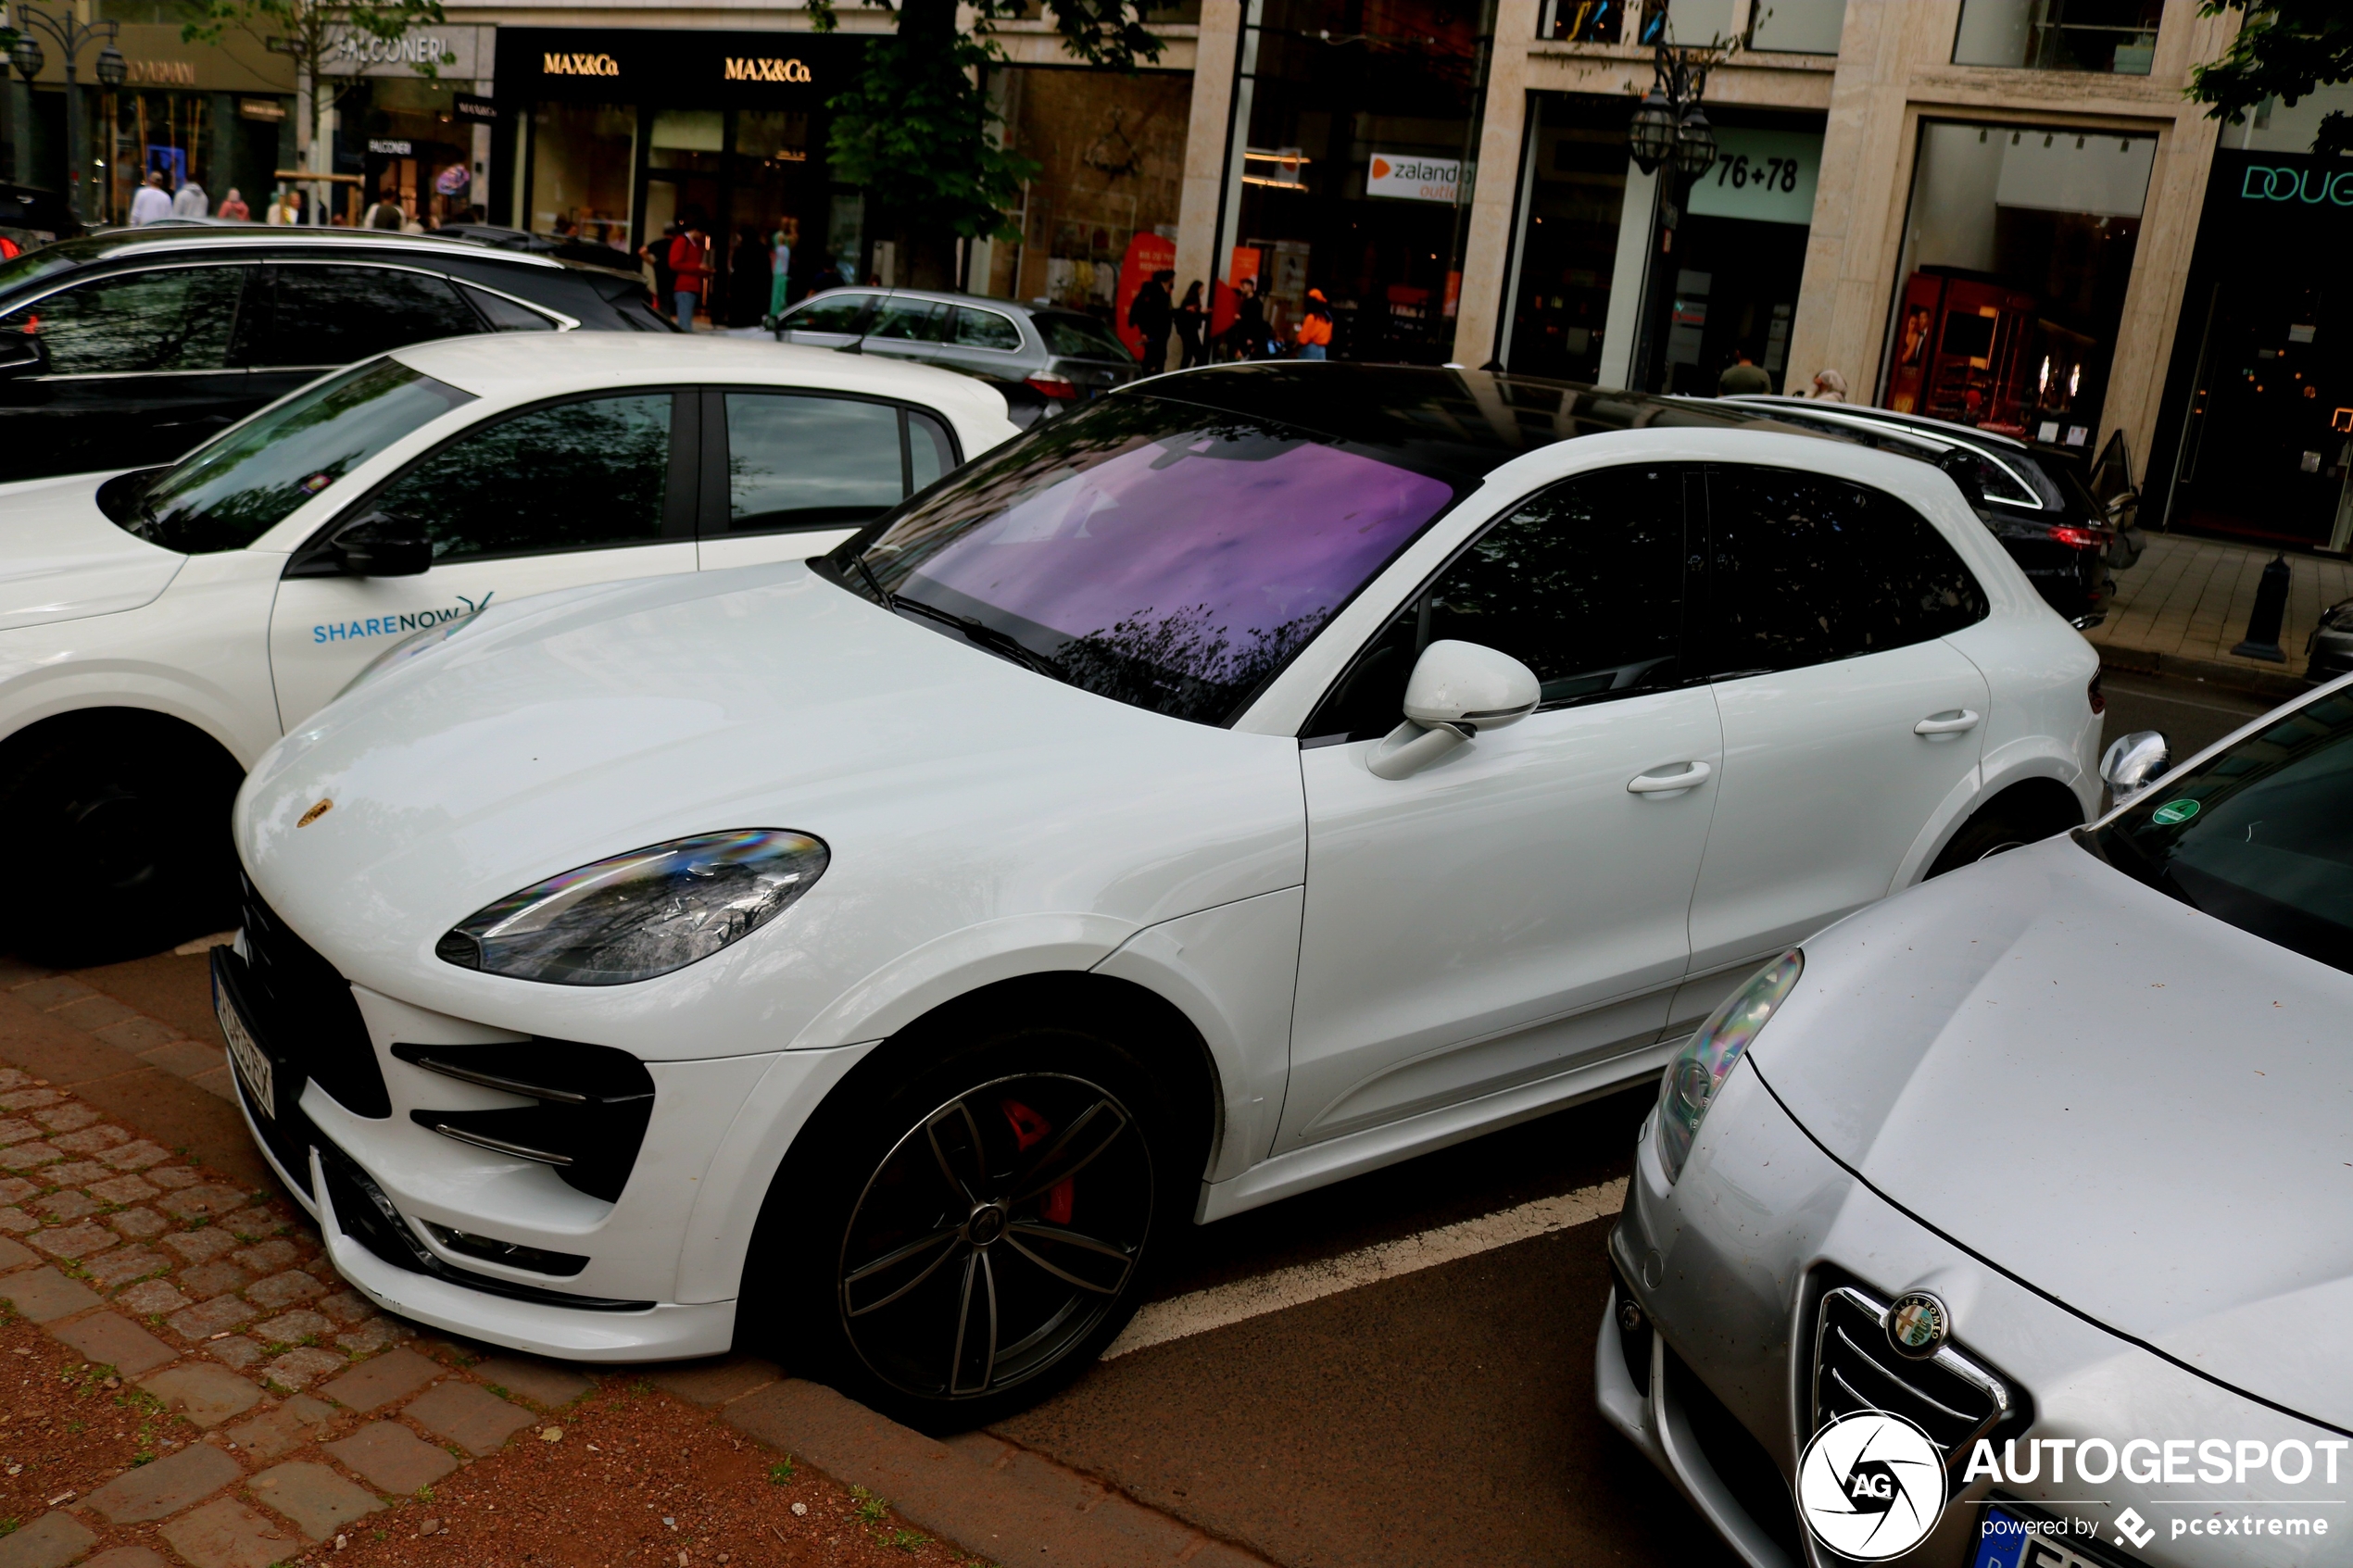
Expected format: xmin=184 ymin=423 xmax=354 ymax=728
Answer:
xmin=222 ymin=365 xmax=2102 ymax=1426
xmin=0 ymin=333 xmax=1014 ymax=959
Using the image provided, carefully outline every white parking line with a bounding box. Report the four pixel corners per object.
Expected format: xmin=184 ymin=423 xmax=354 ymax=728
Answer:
xmin=1102 ymin=1176 xmax=1628 ymax=1360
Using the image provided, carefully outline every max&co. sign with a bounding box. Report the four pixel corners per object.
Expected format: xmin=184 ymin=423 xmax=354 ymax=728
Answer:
xmin=2239 ymin=164 xmax=2353 ymax=207
xmin=543 ymin=52 xmax=621 ymax=76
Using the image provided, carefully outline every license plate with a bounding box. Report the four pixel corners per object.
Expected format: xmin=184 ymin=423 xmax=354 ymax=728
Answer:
xmin=214 ymin=973 xmax=273 ymax=1119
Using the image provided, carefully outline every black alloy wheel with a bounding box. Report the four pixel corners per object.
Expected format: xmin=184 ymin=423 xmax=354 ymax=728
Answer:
xmin=839 ymin=1072 xmax=1152 ymax=1402
xmin=756 ymin=1019 xmax=1183 ymax=1430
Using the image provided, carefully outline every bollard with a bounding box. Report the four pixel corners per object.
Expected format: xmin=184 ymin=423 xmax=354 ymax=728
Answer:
xmin=2232 ymin=554 xmax=2293 ymax=662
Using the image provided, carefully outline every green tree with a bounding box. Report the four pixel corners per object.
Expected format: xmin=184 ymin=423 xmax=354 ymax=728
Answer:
xmin=182 ymin=0 xmax=450 ymax=211
xmin=809 ymin=0 xmax=1166 ymax=287
xmin=2189 ymin=1 xmax=2353 ymax=156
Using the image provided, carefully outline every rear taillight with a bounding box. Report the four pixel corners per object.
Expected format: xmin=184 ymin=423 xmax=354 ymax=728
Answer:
xmin=2049 ymin=525 xmax=2108 ymax=550
xmin=2088 ymin=673 xmax=2106 ymax=716
xmin=1026 ymin=374 xmax=1078 ymax=400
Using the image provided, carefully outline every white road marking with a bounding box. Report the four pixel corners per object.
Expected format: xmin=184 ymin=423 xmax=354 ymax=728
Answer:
xmin=1102 ymin=1176 xmax=1628 ymax=1360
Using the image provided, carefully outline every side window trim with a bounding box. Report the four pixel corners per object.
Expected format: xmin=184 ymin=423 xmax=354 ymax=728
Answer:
xmin=236 ymin=259 xmax=485 ymax=370
xmin=1301 ymin=463 xmax=1701 ymax=742
xmin=283 ymin=384 xmax=697 ymax=577
xmin=952 ymin=305 xmax=1024 ymax=353
xmin=457 ymin=278 xmax=578 ymax=332
xmin=2 ymin=262 xmax=257 ymax=381
xmin=697 ymin=385 xmax=965 ymax=540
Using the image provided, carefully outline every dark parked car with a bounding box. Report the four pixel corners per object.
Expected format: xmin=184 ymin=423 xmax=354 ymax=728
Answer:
xmin=2309 ymin=598 xmax=2353 ymax=686
xmin=1725 ymin=395 xmax=2129 ymax=626
xmin=0 ymin=227 xmax=673 ymax=480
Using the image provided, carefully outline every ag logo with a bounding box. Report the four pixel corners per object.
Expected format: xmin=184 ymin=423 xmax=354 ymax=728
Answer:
xmin=1796 ymin=1410 xmax=1947 ymax=1561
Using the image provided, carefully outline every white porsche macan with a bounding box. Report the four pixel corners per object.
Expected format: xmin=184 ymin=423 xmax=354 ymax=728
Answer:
xmin=220 ymin=364 xmax=2107 ymax=1425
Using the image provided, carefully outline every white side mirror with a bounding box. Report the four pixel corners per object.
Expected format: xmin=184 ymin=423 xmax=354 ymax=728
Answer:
xmin=1368 ymin=639 xmax=1541 ymax=780
xmin=2099 ymin=730 xmax=2170 ymax=801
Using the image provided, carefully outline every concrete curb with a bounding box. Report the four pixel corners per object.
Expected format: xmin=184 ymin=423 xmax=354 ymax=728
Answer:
xmin=660 ymin=1360 xmax=1277 ymax=1567
xmin=2096 ymin=646 xmax=2312 ymax=705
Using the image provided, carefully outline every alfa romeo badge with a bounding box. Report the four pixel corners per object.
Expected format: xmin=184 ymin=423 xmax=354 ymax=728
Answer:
xmin=1885 ymin=1291 xmax=1949 ymax=1360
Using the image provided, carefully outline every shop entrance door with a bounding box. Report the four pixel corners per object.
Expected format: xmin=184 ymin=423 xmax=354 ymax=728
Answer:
xmin=2171 ymin=281 xmax=2352 ymax=550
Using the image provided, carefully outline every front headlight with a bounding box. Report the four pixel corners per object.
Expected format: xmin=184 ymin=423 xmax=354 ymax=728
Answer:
xmin=435 ymin=829 xmax=829 ymax=985
xmin=1655 ymin=949 xmax=1802 ymax=1184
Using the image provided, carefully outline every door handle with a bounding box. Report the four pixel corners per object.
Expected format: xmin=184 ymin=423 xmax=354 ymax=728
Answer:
xmin=1628 ymin=761 xmax=1712 ymax=795
xmin=1913 ymin=709 xmax=1982 ymax=735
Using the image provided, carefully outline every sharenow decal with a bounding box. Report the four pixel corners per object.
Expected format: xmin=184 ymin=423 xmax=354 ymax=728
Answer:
xmin=313 ymin=592 xmax=491 ymax=645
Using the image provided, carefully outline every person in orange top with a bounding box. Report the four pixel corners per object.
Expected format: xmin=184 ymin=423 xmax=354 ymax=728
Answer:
xmin=1295 ymin=287 xmax=1334 ymax=360
xmin=667 ymin=225 xmax=711 ymax=332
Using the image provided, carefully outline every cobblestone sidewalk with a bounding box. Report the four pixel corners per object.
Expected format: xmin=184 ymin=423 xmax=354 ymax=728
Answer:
xmin=0 ymin=959 xmax=1272 ymax=1568
xmin=2086 ymin=532 xmax=2353 ymax=690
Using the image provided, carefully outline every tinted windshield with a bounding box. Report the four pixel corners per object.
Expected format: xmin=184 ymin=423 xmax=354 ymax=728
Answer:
xmin=1035 ymin=311 xmax=1131 ymax=360
xmin=830 ymin=394 xmax=1462 ymax=723
xmin=2088 ymin=688 xmax=2353 ymax=975
xmin=123 ymin=358 xmax=473 ymax=554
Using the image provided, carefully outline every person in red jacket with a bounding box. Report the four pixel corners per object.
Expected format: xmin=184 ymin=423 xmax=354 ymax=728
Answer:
xmin=667 ymin=225 xmax=710 ymax=332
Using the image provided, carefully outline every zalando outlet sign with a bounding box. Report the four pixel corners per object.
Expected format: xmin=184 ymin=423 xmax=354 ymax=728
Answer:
xmin=1366 ymin=153 xmax=1462 ymax=204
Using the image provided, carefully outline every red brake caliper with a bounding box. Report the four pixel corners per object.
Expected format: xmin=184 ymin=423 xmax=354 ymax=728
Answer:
xmin=1000 ymin=1098 xmax=1074 ymax=1223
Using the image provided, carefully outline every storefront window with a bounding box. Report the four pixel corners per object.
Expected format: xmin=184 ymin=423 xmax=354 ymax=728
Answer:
xmin=2160 ymin=84 xmax=2353 ymax=550
xmin=530 ymin=102 xmax=635 ymax=248
xmin=1504 ymin=96 xmax=1818 ymax=394
xmin=1218 ymin=0 xmax=1495 ymax=366
xmin=358 ymin=77 xmax=476 ymax=230
xmin=1502 ymin=95 xmax=1631 ymax=383
xmin=981 ymin=64 xmax=1191 ymax=343
xmin=1884 ymin=120 xmax=2153 ymax=443
xmin=1952 ymin=0 xmax=2162 ymax=75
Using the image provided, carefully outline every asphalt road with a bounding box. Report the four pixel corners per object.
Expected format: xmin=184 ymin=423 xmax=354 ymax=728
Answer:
xmin=21 ymin=665 xmax=2288 ymax=1568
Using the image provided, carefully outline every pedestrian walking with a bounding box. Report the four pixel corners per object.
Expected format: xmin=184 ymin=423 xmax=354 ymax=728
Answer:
xmin=399 ymin=200 xmax=425 ymax=235
xmin=642 ymin=221 xmax=681 ymax=319
xmin=129 ymin=171 xmax=171 ymax=226
xmin=768 ymin=221 xmax=795 ymax=320
xmin=807 ymin=257 xmax=844 ymax=295
xmin=170 ymin=178 xmax=208 ymax=219
xmin=1718 ymin=348 xmax=1771 ymax=395
xmin=265 ymin=188 xmax=303 ymax=226
xmin=1222 ymin=275 xmax=1266 ymax=361
xmin=1294 ymin=287 xmax=1333 ymax=360
xmin=1804 ymin=367 xmax=1848 ymax=402
xmin=1128 ymin=268 xmax=1174 ymax=372
xmin=362 ymin=194 xmax=403 ymax=231
xmin=216 ymin=188 xmax=248 ymax=221
xmin=1174 ymin=281 xmax=1205 ymax=369
xmin=668 ymin=224 xmax=711 ymax=332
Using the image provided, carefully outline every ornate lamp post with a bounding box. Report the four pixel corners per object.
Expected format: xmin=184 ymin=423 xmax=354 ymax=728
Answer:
xmin=11 ymin=4 xmax=126 ymax=227
xmin=1626 ymin=38 xmax=1722 ymax=394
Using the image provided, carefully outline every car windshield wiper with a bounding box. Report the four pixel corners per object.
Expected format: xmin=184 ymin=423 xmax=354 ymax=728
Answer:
xmin=846 ymin=550 xmax=893 ymax=608
xmin=887 ymin=592 xmax=1063 ymax=681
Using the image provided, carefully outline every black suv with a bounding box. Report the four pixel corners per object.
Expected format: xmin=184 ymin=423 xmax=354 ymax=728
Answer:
xmin=1723 ymin=395 xmax=2137 ymax=626
xmin=0 ymin=227 xmax=673 ymax=480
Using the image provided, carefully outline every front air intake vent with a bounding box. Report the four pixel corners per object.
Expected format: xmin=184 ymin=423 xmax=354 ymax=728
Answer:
xmin=1810 ymin=1279 xmax=2027 ymax=1479
xmin=392 ymin=1040 xmax=654 ymax=1202
xmin=236 ymin=873 xmax=389 ymax=1119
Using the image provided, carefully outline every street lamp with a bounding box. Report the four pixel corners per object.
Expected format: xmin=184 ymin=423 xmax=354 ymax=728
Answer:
xmin=11 ymin=4 xmax=126 ymax=227
xmin=1624 ymin=37 xmax=1724 ymax=393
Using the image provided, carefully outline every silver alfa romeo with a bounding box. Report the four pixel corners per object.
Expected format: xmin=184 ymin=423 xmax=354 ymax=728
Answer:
xmin=1603 ymin=676 xmax=2353 ymax=1567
